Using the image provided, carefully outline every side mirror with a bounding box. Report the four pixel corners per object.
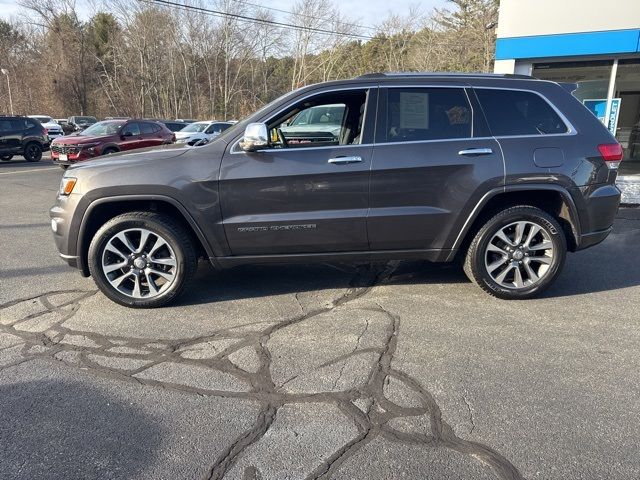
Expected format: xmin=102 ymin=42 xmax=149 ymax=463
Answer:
xmin=239 ymin=123 xmax=269 ymax=152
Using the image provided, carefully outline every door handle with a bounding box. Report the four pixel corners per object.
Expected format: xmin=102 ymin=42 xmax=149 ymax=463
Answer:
xmin=458 ymin=148 xmax=493 ymax=156
xmin=328 ymin=156 xmax=362 ymax=164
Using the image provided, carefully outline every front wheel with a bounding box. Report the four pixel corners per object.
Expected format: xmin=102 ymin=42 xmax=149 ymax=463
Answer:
xmin=463 ymin=206 xmax=567 ymax=299
xmin=88 ymin=212 xmax=198 ymax=308
xmin=1 ymin=154 xmax=12 ymax=161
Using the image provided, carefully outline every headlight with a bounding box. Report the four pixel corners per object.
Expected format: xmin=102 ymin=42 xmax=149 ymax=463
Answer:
xmin=59 ymin=177 xmax=77 ymax=196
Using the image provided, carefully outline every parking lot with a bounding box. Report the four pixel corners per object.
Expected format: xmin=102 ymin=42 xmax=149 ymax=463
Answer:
xmin=1 ymin=157 xmax=640 ymax=479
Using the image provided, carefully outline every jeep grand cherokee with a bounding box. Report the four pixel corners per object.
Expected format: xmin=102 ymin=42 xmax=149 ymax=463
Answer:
xmin=50 ymin=73 xmax=622 ymax=307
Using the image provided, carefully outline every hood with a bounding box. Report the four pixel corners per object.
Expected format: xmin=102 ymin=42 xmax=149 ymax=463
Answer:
xmin=175 ymin=131 xmax=205 ymax=140
xmin=68 ymin=143 xmax=190 ymax=172
xmin=52 ymin=134 xmax=114 ymax=145
xmin=42 ymin=121 xmax=63 ymax=130
xmin=280 ymin=124 xmax=341 ymax=135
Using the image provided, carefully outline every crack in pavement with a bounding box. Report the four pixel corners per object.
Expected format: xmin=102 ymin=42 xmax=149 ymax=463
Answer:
xmin=0 ymin=267 xmax=524 ymax=480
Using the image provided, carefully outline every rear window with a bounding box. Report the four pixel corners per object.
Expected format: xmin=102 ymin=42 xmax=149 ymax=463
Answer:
xmin=476 ymin=89 xmax=568 ymax=136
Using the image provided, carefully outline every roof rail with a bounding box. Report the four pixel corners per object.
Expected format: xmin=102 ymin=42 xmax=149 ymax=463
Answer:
xmin=356 ymin=72 xmax=534 ymax=80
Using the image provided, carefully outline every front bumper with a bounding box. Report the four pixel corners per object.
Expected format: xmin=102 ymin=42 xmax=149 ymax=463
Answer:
xmin=50 ymin=193 xmax=87 ymax=275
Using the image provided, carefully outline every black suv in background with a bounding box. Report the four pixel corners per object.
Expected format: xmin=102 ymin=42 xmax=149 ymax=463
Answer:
xmin=51 ymin=73 xmax=622 ymax=307
xmin=0 ymin=116 xmax=48 ymax=162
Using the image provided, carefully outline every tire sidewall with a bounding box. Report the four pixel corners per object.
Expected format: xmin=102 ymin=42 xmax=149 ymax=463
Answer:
xmin=24 ymin=143 xmax=42 ymax=162
xmin=88 ymin=217 xmax=188 ymax=307
xmin=472 ymin=209 xmax=567 ymax=299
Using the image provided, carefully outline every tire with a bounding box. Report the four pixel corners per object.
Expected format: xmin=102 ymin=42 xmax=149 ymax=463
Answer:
xmin=102 ymin=147 xmax=118 ymax=155
xmin=88 ymin=212 xmax=198 ymax=308
xmin=463 ymin=206 xmax=567 ymax=300
xmin=23 ymin=142 xmax=42 ymax=162
xmin=1 ymin=154 xmax=12 ymax=161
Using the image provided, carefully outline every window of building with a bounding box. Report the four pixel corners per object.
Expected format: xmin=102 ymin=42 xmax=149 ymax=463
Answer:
xmin=380 ymin=88 xmax=471 ymax=143
xmin=476 ymin=89 xmax=568 ymax=136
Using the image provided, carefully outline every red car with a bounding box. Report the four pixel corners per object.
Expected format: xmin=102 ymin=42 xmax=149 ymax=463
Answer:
xmin=51 ymin=119 xmax=175 ymax=168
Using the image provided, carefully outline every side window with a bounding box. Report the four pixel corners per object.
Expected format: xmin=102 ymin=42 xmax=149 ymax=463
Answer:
xmin=122 ymin=122 xmax=141 ymax=136
xmin=268 ymin=89 xmax=369 ymax=148
xmin=0 ymin=119 xmax=12 ymax=132
xmin=475 ymin=89 xmax=568 ymax=136
xmin=380 ymin=88 xmax=471 ymax=143
xmin=219 ymin=123 xmax=232 ymax=132
xmin=140 ymin=122 xmax=156 ymax=134
xmin=205 ymin=124 xmax=219 ymax=134
xmin=10 ymin=119 xmax=28 ymax=130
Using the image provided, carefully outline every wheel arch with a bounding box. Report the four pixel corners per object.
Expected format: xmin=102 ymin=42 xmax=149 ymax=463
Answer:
xmin=76 ymin=195 xmax=213 ymax=276
xmin=449 ymin=185 xmax=582 ymax=261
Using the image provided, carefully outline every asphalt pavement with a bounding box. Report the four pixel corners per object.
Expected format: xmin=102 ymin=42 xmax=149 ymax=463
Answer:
xmin=1 ymin=157 xmax=640 ymax=480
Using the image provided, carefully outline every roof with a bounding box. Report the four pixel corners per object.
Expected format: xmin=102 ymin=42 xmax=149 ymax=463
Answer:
xmin=356 ymin=72 xmax=534 ymax=80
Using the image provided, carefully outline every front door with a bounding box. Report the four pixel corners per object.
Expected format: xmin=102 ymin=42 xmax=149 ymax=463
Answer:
xmin=367 ymin=86 xmax=504 ymax=251
xmin=220 ymin=87 xmax=377 ymax=255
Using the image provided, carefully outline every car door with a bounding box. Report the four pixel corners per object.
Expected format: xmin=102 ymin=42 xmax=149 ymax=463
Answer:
xmin=140 ymin=122 xmax=165 ymax=147
xmin=0 ymin=118 xmax=16 ymax=154
xmin=120 ymin=122 xmax=144 ymax=151
xmin=219 ymin=87 xmax=377 ymax=255
xmin=367 ymin=85 xmax=503 ymax=251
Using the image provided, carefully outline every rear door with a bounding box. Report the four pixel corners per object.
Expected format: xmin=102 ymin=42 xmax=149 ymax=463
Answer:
xmin=120 ymin=122 xmax=144 ymax=151
xmin=368 ymin=85 xmax=503 ymax=251
xmin=0 ymin=118 xmax=19 ymax=154
xmin=140 ymin=122 xmax=165 ymax=147
xmin=219 ymin=87 xmax=377 ymax=255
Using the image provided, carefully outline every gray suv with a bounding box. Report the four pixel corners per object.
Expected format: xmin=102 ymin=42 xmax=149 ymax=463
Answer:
xmin=50 ymin=73 xmax=622 ymax=307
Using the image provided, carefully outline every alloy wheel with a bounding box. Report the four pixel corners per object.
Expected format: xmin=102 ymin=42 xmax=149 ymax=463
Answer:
xmin=484 ymin=220 xmax=554 ymax=289
xmin=101 ymin=228 xmax=178 ymax=299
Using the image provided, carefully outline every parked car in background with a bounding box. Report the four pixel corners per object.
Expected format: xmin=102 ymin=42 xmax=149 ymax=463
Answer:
xmin=175 ymin=121 xmax=233 ymax=146
xmin=50 ymin=119 xmax=175 ymax=168
xmin=28 ymin=115 xmax=64 ymax=142
xmin=158 ymin=120 xmax=188 ymax=132
xmin=175 ymin=118 xmax=197 ymax=124
xmin=0 ymin=116 xmax=48 ymax=162
xmin=68 ymin=115 xmax=97 ymax=132
xmin=50 ymin=73 xmax=622 ymax=307
xmin=279 ymin=103 xmax=344 ymax=144
xmin=56 ymin=118 xmax=76 ymax=135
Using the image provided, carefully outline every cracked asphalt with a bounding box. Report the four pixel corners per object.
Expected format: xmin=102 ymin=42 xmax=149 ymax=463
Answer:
xmin=1 ymin=158 xmax=640 ymax=479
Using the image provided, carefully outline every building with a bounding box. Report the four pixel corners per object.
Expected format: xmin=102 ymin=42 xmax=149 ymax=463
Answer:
xmin=494 ymin=0 xmax=640 ymax=203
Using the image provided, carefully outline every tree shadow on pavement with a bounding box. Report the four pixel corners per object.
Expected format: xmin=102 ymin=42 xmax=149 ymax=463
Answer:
xmin=0 ymin=380 xmax=163 ymax=480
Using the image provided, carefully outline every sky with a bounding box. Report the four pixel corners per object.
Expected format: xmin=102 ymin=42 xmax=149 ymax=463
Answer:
xmin=0 ymin=0 xmax=451 ymax=30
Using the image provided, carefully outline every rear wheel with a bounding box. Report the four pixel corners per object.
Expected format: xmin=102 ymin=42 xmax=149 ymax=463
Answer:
xmin=1 ymin=154 xmax=12 ymax=162
xmin=88 ymin=212 xmax=197 ymax=308
xmin=23 ymin=143 xmax=42 ymax=162
xmin=463 ymin=206 xmax=567 ymax=299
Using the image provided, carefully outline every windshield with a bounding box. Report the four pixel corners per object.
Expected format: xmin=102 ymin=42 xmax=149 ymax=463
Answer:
xmin=79 ymin=121 xmax=122 ymax=136
xmin=32 ymin=116 xmax=53 ymax=123
xmin=180 ymin=122 xmax=208 ymax=133
xmin=76 ymin=116 xmax=97 ymax=124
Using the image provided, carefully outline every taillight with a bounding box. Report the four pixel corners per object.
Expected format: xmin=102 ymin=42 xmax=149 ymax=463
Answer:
xmin=598 ymin=143 xmax=623 ymax=169
xmin=171 ymin=133 xmax=176 ymax=143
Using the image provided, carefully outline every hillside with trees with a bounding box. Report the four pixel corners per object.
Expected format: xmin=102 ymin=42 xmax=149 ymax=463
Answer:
xmin=0 ymin=0 xmax=498 ymax=119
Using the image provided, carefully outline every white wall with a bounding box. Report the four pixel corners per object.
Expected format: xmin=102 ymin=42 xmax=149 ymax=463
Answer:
xmin=497 ymin=0 xmax=640 ymax=38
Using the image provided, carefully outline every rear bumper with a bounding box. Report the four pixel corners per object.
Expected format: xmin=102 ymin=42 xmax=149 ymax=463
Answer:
xmin=575 ymin=183 xmax=621 ymax=250
xmin=576 ymin=227 xmax=612 ymax=250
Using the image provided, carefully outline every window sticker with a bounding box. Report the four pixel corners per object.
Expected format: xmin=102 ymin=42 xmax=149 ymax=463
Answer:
xmin=399 ymin=92 xmax=429 ymax=129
